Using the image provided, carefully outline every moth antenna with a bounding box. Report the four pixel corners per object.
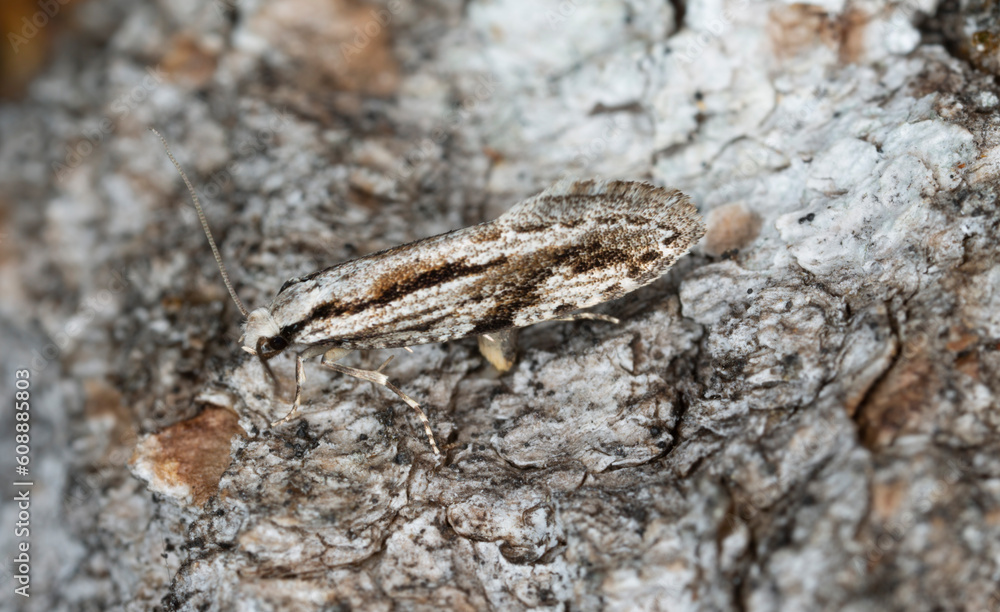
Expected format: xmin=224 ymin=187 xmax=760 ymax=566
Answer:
xmin=150 ymin=127 xmax=250 ymax=318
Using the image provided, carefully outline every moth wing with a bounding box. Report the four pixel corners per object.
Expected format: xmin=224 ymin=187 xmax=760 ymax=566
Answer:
xmin=272 ymin=179 xmax=704 ymax=349
xmin=450 ymin=178 xmax=705 ymax=333
xmin=499 ymin=179 xmax=701 ymax=232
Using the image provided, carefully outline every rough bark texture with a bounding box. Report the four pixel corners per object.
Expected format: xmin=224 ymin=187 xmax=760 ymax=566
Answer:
xmin=2 ymin=0 xmax=1000 ymax=610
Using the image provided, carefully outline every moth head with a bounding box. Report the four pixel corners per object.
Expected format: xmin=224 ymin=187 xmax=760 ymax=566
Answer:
xmin=241 ymin=308 xmax=288 ymax=359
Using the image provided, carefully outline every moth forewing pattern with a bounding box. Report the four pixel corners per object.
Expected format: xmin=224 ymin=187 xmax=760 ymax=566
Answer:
xmin=259 ymin=180 xmax=703 ymax=349
xmin=154 ymin=129 xmax=704 ymax=457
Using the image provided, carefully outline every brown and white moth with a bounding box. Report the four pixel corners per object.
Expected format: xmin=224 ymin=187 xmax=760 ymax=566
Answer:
xmin=153 ymin=129 xmax=704 ymax=456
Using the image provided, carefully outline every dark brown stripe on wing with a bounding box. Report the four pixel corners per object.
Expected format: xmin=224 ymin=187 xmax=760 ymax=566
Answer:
xmin=279 ymin=256 xmax=507 ymax=341
xmin=369 ymin=256 xmax=508 ymax=306
xmin=469 ymin=237 xmax=679 ymax=335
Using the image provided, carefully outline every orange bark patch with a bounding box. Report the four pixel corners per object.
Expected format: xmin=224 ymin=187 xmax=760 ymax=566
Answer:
xmin=871 ymin=479 xmax=908 ymax=521
xmin=0 ymin=0 xmax=83 ymax=98
xmin=131 ymin=408 xmax=244 ymax=505
xmin=249 ymin=0 xmax=400 ymax=97
xmin=161 ymin=33 xmax=219 ymax=89
xmin=854 ymin=353 xmax=937 ymax=449
xmin=768 ymin=5 xmax=868 ymax=63
xmin=947 ymin=326 xmax=982 ymax=381
xmin=703 ymin=202 xmax=762 ymax=257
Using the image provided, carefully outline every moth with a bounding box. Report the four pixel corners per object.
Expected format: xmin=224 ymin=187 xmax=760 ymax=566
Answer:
xmin=152 ymin=129 xmax=704 ymax=456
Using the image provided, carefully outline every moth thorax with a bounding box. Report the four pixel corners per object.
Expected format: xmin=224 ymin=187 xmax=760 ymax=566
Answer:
xmin=242 ymin=308 xmax=281 ymax=354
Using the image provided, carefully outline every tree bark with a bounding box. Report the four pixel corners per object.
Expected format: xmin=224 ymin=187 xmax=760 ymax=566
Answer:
xmin=1 ymin=0 xmax=999 ymax=610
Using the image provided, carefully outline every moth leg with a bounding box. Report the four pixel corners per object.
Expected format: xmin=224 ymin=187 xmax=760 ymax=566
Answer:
xmin=269 ymin=354 xmax=307 ymax=427
xmin=270 ymin=345 xmax=341 ymax=427
xmin=256 ymin=337 xmax=280 ymax=394
xmin=551 ymin=312 xmax=620 ymax=324
xmin=478 ymin=328 xmax=519 ymax=373
xmin=320 ymin=348 xmax=441 ymax=457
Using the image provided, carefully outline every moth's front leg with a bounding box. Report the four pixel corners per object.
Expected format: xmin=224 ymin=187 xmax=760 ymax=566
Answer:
xmin=270 ymin=344 xmax=347 ymax=427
